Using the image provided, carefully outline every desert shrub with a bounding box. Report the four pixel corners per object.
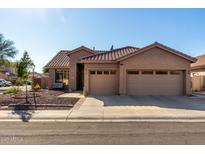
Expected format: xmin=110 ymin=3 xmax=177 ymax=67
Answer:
xmin=34 ymin=83 xmax=41 ymax=91
xmin=3 ymin=87 xmax=22 ymax=94
xmin=15 ymin=78 xmax=24 ymax=86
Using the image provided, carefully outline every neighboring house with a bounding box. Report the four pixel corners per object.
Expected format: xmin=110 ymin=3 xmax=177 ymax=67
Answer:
xmin=191 ymin=54 xmax=205 ymax=91
xmin=45 ymin=42 xmax=197 ymax=96
xmin=0 ymin=66 xmax=17 ymax=80
xmin=28 ymin=72 xmax=49 ymax=89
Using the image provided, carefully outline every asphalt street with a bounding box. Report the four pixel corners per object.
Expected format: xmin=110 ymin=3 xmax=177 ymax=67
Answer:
xmin=1 ymin=121 xmax=205 ymax=144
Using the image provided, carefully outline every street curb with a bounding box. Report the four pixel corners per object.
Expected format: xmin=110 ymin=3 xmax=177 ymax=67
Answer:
xmin=2 ymin=118 xmax=205 ymax=122
xmin=68 ymin=117 xmax=205 ymax=120
xmin=2 ymin=116 xmax=205 ymax=122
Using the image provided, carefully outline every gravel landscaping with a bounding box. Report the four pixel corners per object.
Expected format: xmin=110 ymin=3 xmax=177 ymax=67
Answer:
xmin=0 ymin=89 xmax=79 ymax=110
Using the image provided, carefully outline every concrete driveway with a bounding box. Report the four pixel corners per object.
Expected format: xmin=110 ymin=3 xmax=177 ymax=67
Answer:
xmin=96 ymin=95 xmax=205 ymax=111
xmin=69 ymin=94 xmax=205 ymax=120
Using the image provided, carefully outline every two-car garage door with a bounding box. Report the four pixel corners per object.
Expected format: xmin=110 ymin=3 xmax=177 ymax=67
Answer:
xmin=89 ymin=69 xmax=184 ymax=96
xmin=127 ymin=70 xmax=184 ymax=96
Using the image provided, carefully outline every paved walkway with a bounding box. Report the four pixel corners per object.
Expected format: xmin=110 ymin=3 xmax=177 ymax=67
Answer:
xmin=58 ymin=92 xmax=85 ymax=98
xmin=194 ymin=91 xmax=205 ymax=96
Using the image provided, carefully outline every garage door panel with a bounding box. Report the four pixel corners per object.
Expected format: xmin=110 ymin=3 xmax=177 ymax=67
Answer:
xmin=127 ymin=71 xmax=183 ymax=96
xmin=89 ymin=71 xmax=117 ymax=95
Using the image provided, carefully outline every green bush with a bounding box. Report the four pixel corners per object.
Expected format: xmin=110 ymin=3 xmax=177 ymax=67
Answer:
xmin=33 ymin=83 xmax=41 ymax=91
xmin=3 ymin=87 xmax=22 ymax=94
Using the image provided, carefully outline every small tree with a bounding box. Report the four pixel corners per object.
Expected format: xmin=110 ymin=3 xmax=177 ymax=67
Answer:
xmin=42 ymin=67 xmax=48 ymax=73
xmin=16 ymin=51 xmax=34 ymax=80
xmin=16 ymin=51 xmax=34 ymax=104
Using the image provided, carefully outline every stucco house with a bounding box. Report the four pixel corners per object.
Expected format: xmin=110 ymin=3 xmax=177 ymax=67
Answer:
xmin=191 ymin=54 xmax=205 ymax=91
xmin=0 ymin=66 xmax=17 ymax=81
xmin=45 ymin=42 xmax=197 ymax=96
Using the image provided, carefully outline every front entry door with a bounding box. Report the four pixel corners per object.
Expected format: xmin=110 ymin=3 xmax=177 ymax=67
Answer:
xmin=76 ymin=63 xmax=84 ymax=90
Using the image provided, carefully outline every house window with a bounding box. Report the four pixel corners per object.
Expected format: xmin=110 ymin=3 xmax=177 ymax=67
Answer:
xmin=90 ymin=71 xmax=96 ymax=74
xmin=127 ymin=70 xmax=139 ymax=75
xmin=55 ymin=69 xmax=69 ymax=85
xmin=155 ymin=71 xmax=168 ymax=75
xmin=110 ymin=70 xmax=116 ymax=75
xmin=104 ymin=71 xmax=109 ymax=75
xmin=141 ymin=70 xmax=153 ymax=75
xmin=97 ymin=71 xmax=103 ymax=75
xmin=170 ymin=71 xmax=181 ymax=75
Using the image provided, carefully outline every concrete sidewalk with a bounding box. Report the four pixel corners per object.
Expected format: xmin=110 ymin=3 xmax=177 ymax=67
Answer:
xmin=2 ymin=108 xmax=205 ymax=121
xmin=1 ymin=95 xmax=205 ymax=121
xmin=0 ymin=110 xmax=72 ymax=121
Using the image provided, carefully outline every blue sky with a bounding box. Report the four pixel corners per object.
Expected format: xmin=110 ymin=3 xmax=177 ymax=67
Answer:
xmin=0 ymin=8 xmax=205 ymax=72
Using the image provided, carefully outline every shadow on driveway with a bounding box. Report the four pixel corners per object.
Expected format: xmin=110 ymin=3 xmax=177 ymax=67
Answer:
xmin=93 ymin=95 xmax=205 ymax=111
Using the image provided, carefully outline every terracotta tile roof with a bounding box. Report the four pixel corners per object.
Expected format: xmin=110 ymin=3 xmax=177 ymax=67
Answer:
xmin=45 ymin=50 xmax=70 ymax=68
xmin=45 ymin=42 xmax=197 ymax=67
xmin=153 ymin=42 xmax=197 ymax=62
xmin=191 ymin=54 xmax=205 ymax=70
xmin=81 ymin=46 xmax=139 ymax=62
xmin=116 ymin=42 xmax=197 ymax=63
xmin=68 ymin=46 xmax=97 ymax=55
xmin=81 ymin=42 xmax=196 ymax=63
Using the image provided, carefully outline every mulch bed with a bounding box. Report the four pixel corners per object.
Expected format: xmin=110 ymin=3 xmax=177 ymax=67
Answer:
xmin=0 ymin=89 xmax=80 ymax=110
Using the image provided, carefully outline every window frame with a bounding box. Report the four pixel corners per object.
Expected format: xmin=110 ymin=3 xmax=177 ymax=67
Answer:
xmin=127 ymin=70 xmax=139 ymax=75
xmin=170 ymin=70 xmax=181 ymax=75
xmin=155 ymin=70 xmax=168 ymax=75
xmin=141 ymin=70 xmax=154 ymax=75
xmin=110 ymin=70 xmax=116 ymax=75
xmin=103 ymin=71 xmax=109 ymax=75
xmin=55 ymin=69 xmax=69 ymax=84
xmin=97 ymin=71 xmax=103 ymax=75
xmin=90 ymin=70 xmax=96 ymax=75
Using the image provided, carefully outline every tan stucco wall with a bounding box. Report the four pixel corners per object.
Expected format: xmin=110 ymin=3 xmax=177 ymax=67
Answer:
xmin=69 ymin=50 xmax=94 ymax=90
xmin=48 ymin=68 xmax=55 ymax=89
xmin=191 ymin=68 xmax=205 ymax=91
xmin=41 ymin=76 xmax=49 ymax=89
xmin=192 ymin=76 xmax=205 ymax=91
xmin=119 ymin=47 xmax=192 ymax=95
xmin=84 ymin=63 xmax=119 ymax=94
xmin=33 ymin=77 xmax=49 ymax=89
